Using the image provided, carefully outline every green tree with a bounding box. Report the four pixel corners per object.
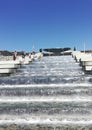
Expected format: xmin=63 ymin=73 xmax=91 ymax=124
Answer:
xmin=74 ymin=47 xmax=76 ymax=51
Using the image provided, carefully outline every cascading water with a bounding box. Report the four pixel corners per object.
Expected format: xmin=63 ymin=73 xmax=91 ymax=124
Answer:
xmin=0 ymin=55 xmax=92 ymax=129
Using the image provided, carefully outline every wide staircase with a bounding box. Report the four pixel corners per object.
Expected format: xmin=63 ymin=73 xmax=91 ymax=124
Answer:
xmin=0 ymin=56 xmax=92 ymax=130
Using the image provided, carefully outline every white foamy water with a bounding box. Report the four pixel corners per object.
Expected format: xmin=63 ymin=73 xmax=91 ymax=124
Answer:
xmin=1 ymin=118 xmax=92 ymax=125
xmin=0 ymin=56 xmax=92 ymax=126
xmin=0 ymin=96 xmax=92 ymax=103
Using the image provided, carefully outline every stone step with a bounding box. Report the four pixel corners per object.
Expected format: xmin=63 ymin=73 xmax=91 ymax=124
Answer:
xmin=0 ymin=102 xmax=91 ymax=116
xmin=0 ymin=84 xmax=92 ymax=96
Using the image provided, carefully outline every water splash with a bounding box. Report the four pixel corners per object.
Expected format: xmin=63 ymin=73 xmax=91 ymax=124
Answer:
xmin=0 ymin=56 xmax=92 ymax=129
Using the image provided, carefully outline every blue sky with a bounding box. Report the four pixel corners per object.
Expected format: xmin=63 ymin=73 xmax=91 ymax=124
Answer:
xmin=0 ymin=0 xmax=92 ymax=52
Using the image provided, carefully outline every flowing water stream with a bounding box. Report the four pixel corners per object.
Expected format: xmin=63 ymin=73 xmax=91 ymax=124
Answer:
xmin=0 ymin=55 xmax=92 ymax=129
